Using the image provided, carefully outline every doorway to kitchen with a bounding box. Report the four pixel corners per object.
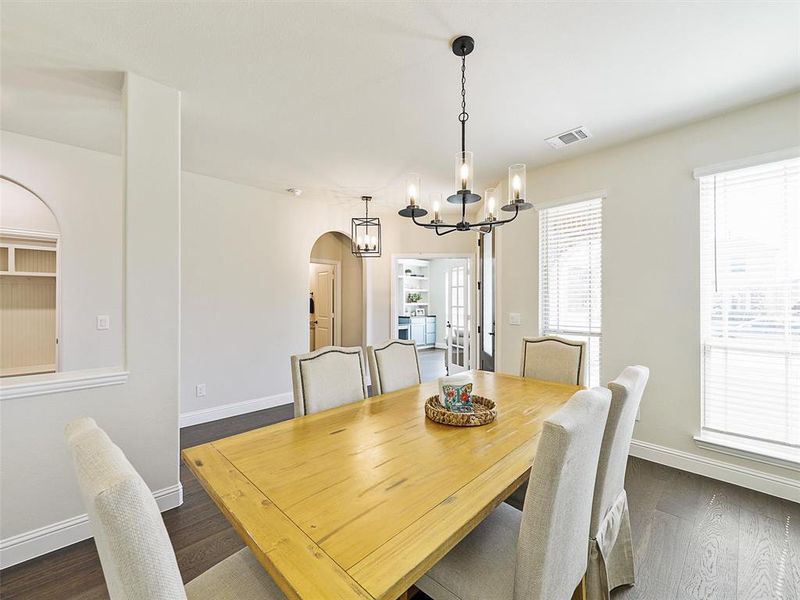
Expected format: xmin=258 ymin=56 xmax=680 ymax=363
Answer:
xmin=391 ymin=254 xmax=474 ymax=381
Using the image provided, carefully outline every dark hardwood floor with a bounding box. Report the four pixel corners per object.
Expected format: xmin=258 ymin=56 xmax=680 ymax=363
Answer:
xmin=1 ymin=403 xmax=797 ymax=600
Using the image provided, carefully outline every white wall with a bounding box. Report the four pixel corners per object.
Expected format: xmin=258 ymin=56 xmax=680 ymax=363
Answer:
xmin=495 ymin=92 xmax=800 ymax=494
xmin=0 ymin=132 xmax=474 ymax=434
xmin=0 ymin=178 xmax=59 ymax=233
xmin=179 ymin=175 xmax=475 ymax=420
xmin=0 ymin=132 xmax=124 ymax=371
xmin=0 ymin=74 xmax=182 ymax=566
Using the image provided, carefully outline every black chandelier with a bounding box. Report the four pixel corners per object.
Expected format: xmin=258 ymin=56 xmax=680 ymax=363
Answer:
xmin=398 ymin=35 xmax=532 ymax=235
xmin=351 ymin=195 xmax=381 ymax=257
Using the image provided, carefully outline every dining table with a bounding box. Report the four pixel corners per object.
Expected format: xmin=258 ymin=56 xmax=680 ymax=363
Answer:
xmin=182 ymin=370 xmax=580 ymax=600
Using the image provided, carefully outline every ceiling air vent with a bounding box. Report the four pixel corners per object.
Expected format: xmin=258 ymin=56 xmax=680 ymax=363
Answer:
xmin=545 ymin=126 xmax=592 ymax=149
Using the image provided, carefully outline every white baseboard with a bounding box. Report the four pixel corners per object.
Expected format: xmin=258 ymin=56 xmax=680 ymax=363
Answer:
xmin=629 ymin=439 xmax=800 ymax=503
xmin=0 ymin=483 xmax=182 ymax=569
xmin=180 ymin=392 xmax=292 ymax=428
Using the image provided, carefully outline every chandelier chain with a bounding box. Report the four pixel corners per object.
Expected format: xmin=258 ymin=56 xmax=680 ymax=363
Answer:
xmin=459 ymin=54 xmax=468 ymax=154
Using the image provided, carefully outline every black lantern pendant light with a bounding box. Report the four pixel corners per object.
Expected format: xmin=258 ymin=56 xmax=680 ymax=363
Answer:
xmin=398 ymin=36 xmax=532 ymax=235
xmin=351 ymin=196 xmax=381 ymax=257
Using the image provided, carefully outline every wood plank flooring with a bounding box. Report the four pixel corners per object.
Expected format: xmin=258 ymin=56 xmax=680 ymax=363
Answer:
xmin=1 ymin=402 xmax=797 ymax=600
xmin=418 ymin=348 xmax=446 ymax=381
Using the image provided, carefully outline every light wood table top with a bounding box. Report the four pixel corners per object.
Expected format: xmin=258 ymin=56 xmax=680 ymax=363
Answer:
xmin=182 ymin=370 xmax=579 ymax=600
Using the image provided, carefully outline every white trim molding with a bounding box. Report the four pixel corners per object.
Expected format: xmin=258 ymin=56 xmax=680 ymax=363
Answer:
xmin=534 ymin=188 xmax=608 ymax=211
xmin=0 ymin=483 xmax=182 ymax=569
xmin=0 ymin=227 xmax=60 ymax=242
xmin=179 ymin=392 xmax=292 ymax=428
xmin=0 ymin=368 xmax=129 ymax=400
xmin=694 ymin=433 xmax=799 ymax=472
xmin=693 ymin=146 xmax=800 ymax=179
xmin=630 ymin=439 xmax=800 ymax=503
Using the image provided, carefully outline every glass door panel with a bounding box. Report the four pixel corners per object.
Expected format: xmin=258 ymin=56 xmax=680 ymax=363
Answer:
xmin=479 ymin=231 xmax=495 ymax=371
xmin=446 ymin=262 xmax=469 ymax=374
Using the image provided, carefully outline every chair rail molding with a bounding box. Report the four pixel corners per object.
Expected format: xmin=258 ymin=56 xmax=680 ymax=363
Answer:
xmin=0 ymin=483 xmax=182 ymax=569
xmin=0 ymin=367 xmax=129 ymax=400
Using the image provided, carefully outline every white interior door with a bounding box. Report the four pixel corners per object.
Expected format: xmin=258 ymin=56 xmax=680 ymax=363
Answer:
xmin=311 ymin=264 xmax=334 ymax=350
xmin=446 ymin=262 xmax=469 ymax=374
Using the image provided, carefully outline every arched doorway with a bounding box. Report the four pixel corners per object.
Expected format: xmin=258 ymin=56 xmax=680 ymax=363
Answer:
xmin=0 ymin=176 xmax=61 ymax=376
xmin=308 ymin=231 xmax=363 ymax=351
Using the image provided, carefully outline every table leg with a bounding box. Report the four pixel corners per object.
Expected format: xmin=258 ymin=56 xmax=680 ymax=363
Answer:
xmin=397 ymin=585 xmax=420 ymax=600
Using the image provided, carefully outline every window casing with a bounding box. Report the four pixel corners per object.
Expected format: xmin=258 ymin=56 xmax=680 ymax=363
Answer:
xmin=539 ymin=197 xmax=602 ymax=386
xmin=699 ymin=157 xmax=800 ymax=463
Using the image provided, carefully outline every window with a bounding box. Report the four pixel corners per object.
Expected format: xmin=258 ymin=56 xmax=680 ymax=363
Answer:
xmin=699 ymin=156 xmax=799 ymax=463
xmin=539 ymin=197 xmax=602 ymax=386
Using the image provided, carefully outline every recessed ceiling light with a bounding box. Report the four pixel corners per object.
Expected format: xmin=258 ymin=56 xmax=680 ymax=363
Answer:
xmin=286 ymin=188 xmax=303 ymax=197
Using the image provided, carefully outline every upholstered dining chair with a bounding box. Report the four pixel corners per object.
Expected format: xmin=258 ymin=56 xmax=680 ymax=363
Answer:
xmin=65 ymin=417 xmax=285 ymax=600
xmin=415 ymin=387 xmax=612 ymax=600
xmin=367 ymin=339 xmax=421 ymax=395
xmin=508 ymin=336 xmax=589 ymax=509
xmin=520 ymin=336 xmax=588 ymax=386
xmin=586 ymin=366 xmax=650 ymax=600
xmin=290 ymin=345 xmax=367 ymax=417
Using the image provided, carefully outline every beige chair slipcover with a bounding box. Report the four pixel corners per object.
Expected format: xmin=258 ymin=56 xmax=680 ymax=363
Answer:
xmin=586 ymin=365 xmax=650 ymax=599
xmin=367 ymin=339 xmax=421 ymax=395
xmin=290 ymin=345 xmax=367 ymax=416
xmin=509 ymin=335 xmax=589 ymax=508
xmin=65 ymin=417 xmax=284 ymax=599
xmin=415 ymin=387 xmax=612 ymax=600
xmin=520 ymin=335 xmax=588 ymax=386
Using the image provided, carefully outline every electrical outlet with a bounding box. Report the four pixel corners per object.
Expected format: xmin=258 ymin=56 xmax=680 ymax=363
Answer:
xmin=195 ymin=384 xmax=207 ymax=398
xmin=509 ymin=312 xmax=521 ymax=326
xmin=96 ymin=315 xmax=110 ymax=330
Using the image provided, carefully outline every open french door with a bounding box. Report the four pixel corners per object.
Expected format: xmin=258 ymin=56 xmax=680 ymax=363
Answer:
xmin=445 ymin=261 xmax=469 ymax=374
xmin=478 ymin=230 xmax=495 ymax=371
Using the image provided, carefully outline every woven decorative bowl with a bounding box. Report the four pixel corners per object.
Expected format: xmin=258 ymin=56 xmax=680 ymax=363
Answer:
xmin=425 ymin=394 xmax=496 ymax=427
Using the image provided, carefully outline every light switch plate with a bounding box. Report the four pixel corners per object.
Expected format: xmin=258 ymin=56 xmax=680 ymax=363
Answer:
xmin=195 ymin=384 xmax=207 ymax=398
xmin=509 ymin=312 xmax=521 ymax=326
xmin=96 ymin=315 xmax=110 ymax=330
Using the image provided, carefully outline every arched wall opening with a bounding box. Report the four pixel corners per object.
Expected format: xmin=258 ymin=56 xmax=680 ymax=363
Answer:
xmin=0 ymin=176 xmax=61 ymax=376
xmin=309 ymin=231 xmax=364 ymax=351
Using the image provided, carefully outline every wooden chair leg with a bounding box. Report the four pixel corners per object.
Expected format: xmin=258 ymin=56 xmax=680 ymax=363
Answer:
xmin=571 ymin=576 xmax=587 ymax=600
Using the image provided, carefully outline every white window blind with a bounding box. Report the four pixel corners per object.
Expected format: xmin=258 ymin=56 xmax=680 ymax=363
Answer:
xmin=539 ymin=197 xmax=602 ymax=386
xmin=699 ymin=157 xmax=800 ymax=462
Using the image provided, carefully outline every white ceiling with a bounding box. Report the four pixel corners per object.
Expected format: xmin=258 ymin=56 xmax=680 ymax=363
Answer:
xmin=2 ymin=2 xmax=799 ymax=207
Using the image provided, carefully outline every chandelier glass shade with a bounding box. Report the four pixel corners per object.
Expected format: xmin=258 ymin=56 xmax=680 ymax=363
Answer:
xmin=351 ymin=196 xmax=381 ymax=258
xmin=398 ymin=35 xmax=532 ymax=235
